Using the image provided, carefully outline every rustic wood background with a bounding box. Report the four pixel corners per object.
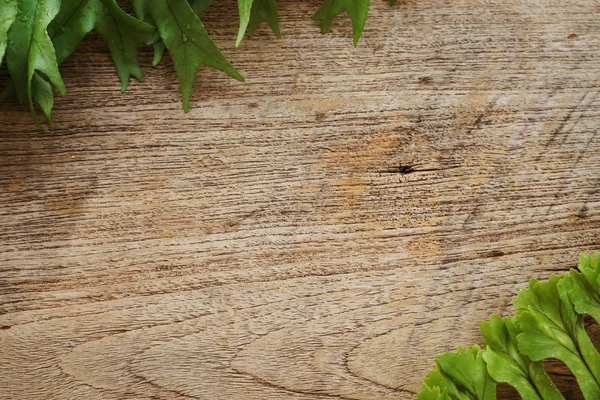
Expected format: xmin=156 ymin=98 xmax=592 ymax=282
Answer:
xmin=1 ymin=0 xmax=600 ymax=398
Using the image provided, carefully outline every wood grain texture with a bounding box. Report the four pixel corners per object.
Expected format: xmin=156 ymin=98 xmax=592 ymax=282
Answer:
xmin=1 ymin=0 xmax=600 ymax=398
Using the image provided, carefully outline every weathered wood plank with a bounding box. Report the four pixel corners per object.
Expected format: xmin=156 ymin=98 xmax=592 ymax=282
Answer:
xmin=1 ymin=0 xmax=599 ymax=398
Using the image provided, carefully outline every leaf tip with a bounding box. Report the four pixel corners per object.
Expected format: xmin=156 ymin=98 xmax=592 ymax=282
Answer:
xmin=230 ymin=69 xmax=245 ymax=82
xmin=182 ymin=98 xmax=190 ymax=113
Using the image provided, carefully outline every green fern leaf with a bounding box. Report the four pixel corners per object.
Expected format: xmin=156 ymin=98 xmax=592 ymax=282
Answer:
xmin=95 ymin=0 xmax=155 ymax=91
xmin=567 ymin=252 xmax=600 ymax=324
xmin=313 ymin=0 xmax=370 ymax=45
xmin=515 ymin=276 xmax=600 ymax=399
xmin=481 ymin=314 xmax=564 ymax=400
xmin=247 ymin=0 xmax=281 ymax=38
xmin=138 ymin=0 xmax=244 ymax=112
xmin=0 ymin=0 xmax=18 ymax=66
xmin=6 ymin=0 xmax=66 ymax=123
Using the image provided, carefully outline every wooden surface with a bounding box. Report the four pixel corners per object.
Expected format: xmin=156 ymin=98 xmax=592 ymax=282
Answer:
xmin=1 ymin=0 xmax=600 ymax=398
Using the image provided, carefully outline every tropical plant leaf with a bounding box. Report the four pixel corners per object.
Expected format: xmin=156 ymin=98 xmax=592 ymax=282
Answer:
xmin=0 ymin=0 xmax=18 ymax=66
xmin=418 ymin=253 xmax=600 ymax=400
xmin=132 ymin=0 xmax=211 ymax=67
xmin=3 ymin=0 xmax=94 ymax=118
xmin=247 ymin=0 xmax=281 ymax=38
xmin=236 ymin=0 xmax=254 ymax=46
xmin=48 ymin=0 xmax=102 ymax=64
xmin=567 ymin=252 xmax=600 ymax=324
xmin=95 ymin=0 xmax=155 ymax=91
xmin=31 ymin=73 xmax=55 ymax=124
xmin=419 ymin=366 xmax=471 ymax=400
xmin=313 ymin=0 xmax=370 ymax=45
xmin=416 ymin=385 xmax=447 ymax=400
xmin=481 ymin=314 xmax=564 ymax=400
xmin=189 ymin=0 xmax=213 ymax=15
xmin=6 ymin=0 xmax=66 ymax=122
xmin=137 ymin=0 xmax=244 ymax=112
xmin=27 ymin=0 xmax=152 ymax=121
xmin=515 ymin=275 xmax=600 ymax=400
xmin=419 ymin=345 xmax=496 ymax=400
xmin=1 ymin=0 xmax=387 ymax=124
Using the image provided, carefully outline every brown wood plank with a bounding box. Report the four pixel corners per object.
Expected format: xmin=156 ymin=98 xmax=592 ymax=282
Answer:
xmin=1 ymin=0 xmax=599 ymax=398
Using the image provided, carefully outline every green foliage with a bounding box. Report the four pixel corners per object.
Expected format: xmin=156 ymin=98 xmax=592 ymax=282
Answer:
xmin=6 ymin=0 xmax=66 ymax=124
xmin=568 ymin=253 xmax=600 ymax=324
xmin=96 ymin=0 xmax=156 ymax=91
xmin=418 ymin=345 xmax=496 ymax=400
xmin=0 ymin=0 xmax=18 ymax=66
xmin=516 ymin=276 xmax=600 ymax=399
xmin=480 ymin=315 xmax=563 ymax=400
xmin=418 ymin=253 xmax=600 ymax=400
xmin=313 ymin=0 xmax=370 ymax=46
xmin=50 ymin=0 xmax=102 ymax=65
xmin=236 ymin=0 xmax=254 ymax=46
xmin=0 ymin=0 xmax=386 ymax=125
xmin=139 ymin=0 xmax=244 ymax=112
xmin=248 ymin=0 xmax=281 ymax=39
xmin=189 ymin=0 xmax=213 ymax=15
